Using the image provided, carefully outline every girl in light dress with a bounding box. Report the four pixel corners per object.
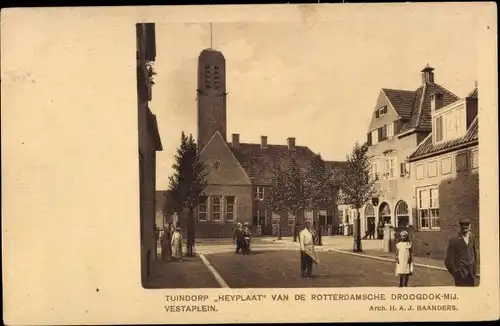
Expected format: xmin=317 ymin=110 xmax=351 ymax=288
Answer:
xmin=395 ymin=230 xmax=413 ymax=287
xmin=171 ymin=227 xmax=183 ymax=263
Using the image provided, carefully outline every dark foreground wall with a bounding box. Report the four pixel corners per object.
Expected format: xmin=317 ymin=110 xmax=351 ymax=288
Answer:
xmin=411 ymin=171 xmax=479 ymax=261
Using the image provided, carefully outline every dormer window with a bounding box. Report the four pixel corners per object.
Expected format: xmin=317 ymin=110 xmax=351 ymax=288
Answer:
xmin=376 ymin=106 xmax=388 ymax=118
xmin=433 ymin=103 xmax=466 ymax=144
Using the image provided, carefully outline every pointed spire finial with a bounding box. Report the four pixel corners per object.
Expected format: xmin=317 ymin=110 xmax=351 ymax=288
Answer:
xmin=209 ymin=22 xmax=213 ymax=48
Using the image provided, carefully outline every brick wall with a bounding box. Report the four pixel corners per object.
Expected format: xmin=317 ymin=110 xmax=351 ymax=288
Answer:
xmin=411 ymin=170 xmax=479 ymax=260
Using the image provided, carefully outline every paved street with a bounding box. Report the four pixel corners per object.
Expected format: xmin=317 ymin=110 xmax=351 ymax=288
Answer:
xmin=145 ymin=255 xmax=220 ymax=289
xmin=205 ymin=250 xmax=455 ymax=288
xmin=146 ymin=236 xmax=463 ymax=288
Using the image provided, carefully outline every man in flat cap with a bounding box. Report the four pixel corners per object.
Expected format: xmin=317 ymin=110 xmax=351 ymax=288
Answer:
xmin=445 ymin=218 xmax=478 ymax=287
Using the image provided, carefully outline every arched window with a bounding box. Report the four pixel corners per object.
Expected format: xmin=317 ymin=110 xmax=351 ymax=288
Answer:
xmin=378 ymin=202 xmax=391 ymax=225
xmin=364 ymin=204 xmax=375 ymax=216
xmin=395 ymin=200 xmax=410 ymax=228
xmin=364 ymin=203 xmax=376 ymax=234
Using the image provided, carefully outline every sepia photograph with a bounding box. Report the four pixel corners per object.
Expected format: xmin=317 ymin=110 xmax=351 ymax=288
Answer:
xmin=138 ymin=20 xmax=481 ymax=289
xmin=2 ymin=4 xmax=497 ymax=325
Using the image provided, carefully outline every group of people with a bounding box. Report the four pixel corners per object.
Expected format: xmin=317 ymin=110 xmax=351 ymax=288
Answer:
xmin=233 ymin=222 xmax=252 ymax=254
xmin=395 ymin=218 xmax=478 ymax=287
xmin=362 ymin=219 xmax=385 ymax=240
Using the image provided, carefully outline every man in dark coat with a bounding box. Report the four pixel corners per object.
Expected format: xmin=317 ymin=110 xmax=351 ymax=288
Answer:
xmin=445 ymin=218 xmax=478 ymax=287
xmin=233 ymin=223 xmax=244 ymax=254
xmin=368 ymin=220 xmax=375 ymax=240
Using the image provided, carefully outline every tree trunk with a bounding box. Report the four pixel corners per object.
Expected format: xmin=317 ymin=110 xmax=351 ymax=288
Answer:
xmin=353 ymin=208 xmax=363 ymax=252
xmin=278 ymin=215 xmax=282 ymax=240
xmin=186 ymin=209 xmax=195 ymax=256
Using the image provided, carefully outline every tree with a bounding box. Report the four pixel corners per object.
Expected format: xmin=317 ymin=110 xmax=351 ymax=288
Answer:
xmin=282 ymin=159 xmax=307 ymax=242
xmin=339 ymin=142 xmax=377 ymax=252
xmin=268 ymin=163 xmax=286 ymax=240
xmin=304 ymin=154 xmax=335 ymax=245
xmin=168 ymin=131 xmax=208 ymax=256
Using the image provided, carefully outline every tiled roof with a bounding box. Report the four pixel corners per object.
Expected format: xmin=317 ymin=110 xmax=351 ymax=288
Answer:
xmin=230 ymin=143 xmax=317 ymax=185
xmin=408 ymin=117 xmax=478 ymax=161
xmin=382 ymin=88 xmax=417 ymax=120
xmin=467 ymin=87 xmax=478 ymax=99
xmin=398 ymin=83 xmax=460 ymax=134
xmin=325 ymin=160 xmax=348 ymax=171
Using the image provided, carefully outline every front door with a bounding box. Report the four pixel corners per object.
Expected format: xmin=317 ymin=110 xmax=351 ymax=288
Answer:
xmin=397 ymin=215 xmax=409 ymax=228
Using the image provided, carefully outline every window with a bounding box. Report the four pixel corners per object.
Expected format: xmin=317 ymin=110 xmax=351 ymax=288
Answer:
xmin=304 ymin=210 xmax=313 ymax=223
xmin=471 ymin=150 xmax=479 ymax=169
xmin=376 ymin=106 xmax=387 ymax=117
xmin=380 ymin=125 xmax=387 ymax=140
xmin=441 ymin=157 xmax=452 ymax=175
xmin=400 ymin=162 xmax=410 ymax=177
xmin=387 ymin=123 xmax=394 ymax=138
xmin=211 ymin=196 xmax=221 ymax=221
xmin=456 ymin=152 xmax=468 ymax=171
xmin=255 ymin=186 xmax=264 ymax=200
xmin=385 ymin=157 xmax=396 ymax=179
xmin=225 ymin=196 xmax=235 ymax=222
xmin=436 ymin=105 xmax=466 ymax=143
xmin=338 ymin=209 xmax=344 ymax=224
xmin=214 ymin=65 xmax=221 ymax=89
xmin=287 ymin=212 xmax=295 ymax=226
xmin=370 ymin=162 xmax=379 ymax=181
xmin=428 ymin=161 xmax=437 ymax=177
xmin=417 ymin=187 xmax=439 ymax=230
xmin=371 ymin=130 xmax=379 ymax=145
xmin=416 ymin=164 xmax=425 ymax=180
xmin=395 ymin=201 xmax=409 ymax=228
xmin=204 ymin=64 xmax=212 ymax=89
xmin=198 ymin=196 xmax=208 ymax=221
xmin=435 ymin=116 xmax=443 ymax=142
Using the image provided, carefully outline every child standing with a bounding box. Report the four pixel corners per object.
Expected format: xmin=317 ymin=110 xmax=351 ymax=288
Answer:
xmin=395 ymin=230 xmax=413 ymax=287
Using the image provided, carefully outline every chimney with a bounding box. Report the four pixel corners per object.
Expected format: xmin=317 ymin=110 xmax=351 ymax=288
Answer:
xmin=287 ymin=137 xmax=296 ymax=150
xmin=232 ymin=133 xmax=240 ymax=149
xmin=430 ymin=92 xmax=443 ymax=112
xmin=421 ymin=64 xmax=435 ymax=84
xmin=260 ymin=136 xmax=268 ymax=149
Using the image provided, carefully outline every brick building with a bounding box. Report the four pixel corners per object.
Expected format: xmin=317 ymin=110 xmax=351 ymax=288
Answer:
xmin=407 ymin=87 xmax=479 ymax=260
xmin=359 ymin=65 xmax=461 ymax=236
xmin=167 ymin=46 xmax=345 ymax=238
xmin=137 ymin=23 xmax=163 ymax=285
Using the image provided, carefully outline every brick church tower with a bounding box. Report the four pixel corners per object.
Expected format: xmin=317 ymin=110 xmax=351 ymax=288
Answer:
xmin=197 ymin=47 xmax=227 ymax=151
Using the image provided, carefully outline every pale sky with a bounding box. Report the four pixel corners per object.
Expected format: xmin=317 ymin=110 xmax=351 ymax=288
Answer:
xmin=151 ymin=19 xmax=478 ymax=190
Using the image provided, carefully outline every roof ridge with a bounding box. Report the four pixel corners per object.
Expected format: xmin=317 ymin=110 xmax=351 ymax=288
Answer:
xmin=382 ymin=87 xmax=415 ymax=93
xmin=433 ymin=83 xmax=460 ymax=99
xmin=414 ymin=83 xmax=427 ymax=127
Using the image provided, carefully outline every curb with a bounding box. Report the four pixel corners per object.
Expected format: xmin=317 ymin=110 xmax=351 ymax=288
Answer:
xmin=330 ymin=249 xmax=450 ymax=272
xmin=199 ymin=254 xmax=230 ymax=288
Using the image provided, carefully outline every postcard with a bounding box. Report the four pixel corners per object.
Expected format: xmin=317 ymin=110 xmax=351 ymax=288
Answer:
xmin=1 ymin=3 xmax=498 ymax=324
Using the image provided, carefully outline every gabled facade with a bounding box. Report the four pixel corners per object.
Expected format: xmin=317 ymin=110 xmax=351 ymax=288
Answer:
xmin=407 ymin=87 xmax=479 ymax=259
xmin=360 ymin=65 xmax=460 ymax=236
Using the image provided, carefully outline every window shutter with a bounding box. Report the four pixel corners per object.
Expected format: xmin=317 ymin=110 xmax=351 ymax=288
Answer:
xmin=394 ymin=120 xmax=400 ymax=135
xmin=367 ymin=132 xmax=372 ymax=146
xmin=400 ymin=162 xmax=405 ymax=177
xmin=375 ymin=110 xmax=380 ymax=118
